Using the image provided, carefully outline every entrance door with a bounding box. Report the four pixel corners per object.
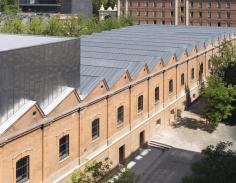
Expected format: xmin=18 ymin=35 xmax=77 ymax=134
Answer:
xmin=139 ymin=131 xmax=145 ymax=148
xmin=119 ymin=145 xmax=125 ymax=164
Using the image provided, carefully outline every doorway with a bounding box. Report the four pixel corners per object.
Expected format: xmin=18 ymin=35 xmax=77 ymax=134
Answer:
xmin=139 ymin=131 xmax=145 ymax=148
xmin=119 ymin=145 xmax=125 ymax=164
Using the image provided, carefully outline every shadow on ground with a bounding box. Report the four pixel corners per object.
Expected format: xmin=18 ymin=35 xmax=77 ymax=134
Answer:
xmin=172 ymin=117 xmax=216 ymax=133
xmin=135 ymin=147 xmax=203 ymax=183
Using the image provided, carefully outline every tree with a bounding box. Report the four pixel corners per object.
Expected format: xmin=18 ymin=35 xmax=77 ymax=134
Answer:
xmin=27 ymin=17 xmax=46 ymax=35
xmin=202 ymin=75 xmax=236 ymax=125
xmin=71 ymin=158 xmax=112 ymax=183
xmin=182 ymin=142 xmax=236 ymax=183
xmin=113 ymin=166 xmax=139 ymax=183
xmin=210 ymin=40 xmax=236 ymax=85
xmin=0 ymin=18 xmax=25 ymax=33
xmin=0 ymin=0 xmax=18 ymax=14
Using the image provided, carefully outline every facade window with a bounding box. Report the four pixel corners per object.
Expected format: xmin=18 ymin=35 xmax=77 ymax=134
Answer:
xmin=59 ymin=135 xmax=69 ymax=160
xmin=170 ymin=0 xmax=174 ymax=8
xmin=190 ymin=11 xmax=193 ymax=17
xmin=199 ymin=11 xmax=202 ymax=18
xmin=129 ymin=10 xmax=132 ymax=16
xmin=162 ymin=0 xmax=166 ymax=8
xmin=227 ymin=11 xmax=230 ymax=18
xmin=154 ymin=20 xmax=157 ymax=24
xmin=199 ymin=0 xmax=202 ymax=8
xmin=16 ymin=156 xmax=29 ymax=183
xmin=162 ymin=20 xmax=165 ymax=24
xmin=207 ymin=0 xmax=211 ymax=8
xmin=162 ymin=10 xmax=165 ymax=17
xmin=181 ymin=73 xmax=185 ymax=86
xmin=208 ymin=21 xmax=211 ymax=26
xmin=144 ymin=11 xmax=148 ymax=16
xmin=121 ymin=0 xmax=125 ymax=7
xmin=153 ymin=11 xmax=157 ymax=17
xmin=190 ymin=0 xmax=194 ymax=8
xmin=92 ymin=118 xmax=99 ymax=140
xmin=218 ymin=22 xmax=221 ymax=27
xmin=169 ymin=80 xmax=173 ymax=94
xmin=208 ymin=11 xmax=211 ymax=18
xmin=145 ymin=1 xmax=148 ymax=7
xmin=181 ymin=16 xmax=184 ymax=23
xmin=138 ymin=95 xmax=143 ymax=112
xmin=227 ymin=22 xmax=231 ymax=27
xmin=137 ymin=11 xmax=140 ymax=16
xmin=181 ymin=6 xmax=184 ymax=13
xmin=117 ymin=106 xmax=124 ymax=125
xmin=154 ymin=86 xmax=160 ymax=102
xmin=191 ymin=68 xmax=195 ymax=79
xmin=217 ymin=0 xmax=221 ymax=8
xmin=137 ymin=1 xmax=140 ymax=7
xmin=217 ymin=12 xmax=221 ymax=18
xmin=153 ymin=1 xmax=157 ymax=7
xmin=226 ymin=0 xmax=231 ymax=8
xmin=129 ymin=1 xmax=132 ymax=6
xmin=171 ymin=11 xmax=174 ymax=17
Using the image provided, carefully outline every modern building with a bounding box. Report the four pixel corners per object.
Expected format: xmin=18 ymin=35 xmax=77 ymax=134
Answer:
xmin=19 ymin=0 xmax=92 ymax=18
xmin=118 ymin=0 xmax=236 ymax=27
xmin=0 ymin=25 xmax=235 ymax=183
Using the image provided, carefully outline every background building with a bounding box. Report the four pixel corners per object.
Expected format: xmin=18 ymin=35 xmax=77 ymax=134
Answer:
xmin=0 ymin=25 xmax=235 ymax=183
xmin=118 ymin=0 xmax=236 ymax=27
xmin=19 ymin=0 xmax=92 ymax=18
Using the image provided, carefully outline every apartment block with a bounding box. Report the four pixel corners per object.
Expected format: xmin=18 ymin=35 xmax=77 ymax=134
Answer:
xmin=118 ymin=0 xmax=236 ymax=27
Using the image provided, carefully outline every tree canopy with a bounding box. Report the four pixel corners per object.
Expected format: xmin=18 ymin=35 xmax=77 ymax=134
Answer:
xmin=182 ymin=142 xmax=236 ymax=183
xmin=0 ymin=15 xmax=134 ymax=36
xmin=202 ymin=40 xmax=236 ymax=126
xmin=0 ymin=0 xmax=18 ymax=14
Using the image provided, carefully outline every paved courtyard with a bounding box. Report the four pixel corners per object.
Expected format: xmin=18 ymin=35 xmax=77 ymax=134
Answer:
xmin=127 ymin=98 xmax=236 ymax=183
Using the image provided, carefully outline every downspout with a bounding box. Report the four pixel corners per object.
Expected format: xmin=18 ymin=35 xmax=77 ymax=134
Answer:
xmin=41 ymin=125 xmax=44 ymax=183
xmin=78 ymin=109 xmax=80 ymax=165
xmin=106 ymin=96 xmax=109 ymax=146
xmin=129 ymin=85 xmax=131 ymax=131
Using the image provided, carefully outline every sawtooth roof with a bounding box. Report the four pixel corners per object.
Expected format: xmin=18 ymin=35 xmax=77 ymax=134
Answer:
xmin=1 ymin=24 xmax=236 ymax=134
xmin=79 ymin=24 xmax=236 ymax=98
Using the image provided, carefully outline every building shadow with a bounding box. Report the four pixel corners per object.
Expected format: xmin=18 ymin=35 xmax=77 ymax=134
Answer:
xmin=172 ymin=117 xmax=216 ymax=133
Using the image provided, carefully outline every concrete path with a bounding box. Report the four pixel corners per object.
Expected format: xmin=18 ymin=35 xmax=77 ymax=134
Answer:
xmin=152 ymin=110 xmax=236 ymax=152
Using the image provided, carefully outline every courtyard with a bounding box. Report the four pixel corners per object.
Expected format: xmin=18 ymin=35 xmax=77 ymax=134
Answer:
xmin=126 ymin=98 xmax=236 ymax=183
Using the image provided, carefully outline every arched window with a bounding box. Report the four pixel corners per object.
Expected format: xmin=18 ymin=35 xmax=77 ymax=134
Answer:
xmin=117 ymin=106 xmax=124 ymax=125
xmin=181 ymin=73 xmax=185 ymax=86
xmin=138 ymin=95 xmax=143 ymax=112
xmin=154 ymin=87 xmax=160 ymax=102
xmin=191 ymin=68 xmax=195 ymax=80
xmin=59 ymin=135 xmax=69 ymax=160
xmin=16 ymin=156 xmax=29 ymax=183
xmin=169 ymin=80 xmax=173 ymax=94
xmin=92 ymin=118 xmax=100 ymax=140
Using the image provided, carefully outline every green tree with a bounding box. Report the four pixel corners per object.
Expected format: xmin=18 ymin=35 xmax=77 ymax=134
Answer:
xmin=0 ymin=0 xmax=18 ymax=14
xmin=0 ymin=18 xmax=25 ymax=33
xmin=27 ymin=17 xmax=46 ymax=35
xmin=210 ymin=40 xmax=236 ymax=85
xmin=113 ymin=166 xmax=139 ymax=183
xmin=44 ymin=16 xmax=65 ymax=36
xmin=182 ymin=142 xmax=236 ymax=183
xmin=202 ymin=75 xmax=236 ymax=125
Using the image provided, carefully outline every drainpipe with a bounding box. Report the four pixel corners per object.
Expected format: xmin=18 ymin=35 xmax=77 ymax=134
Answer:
xmin=117 ymin=0 xmax=121 ymax=18
xmin=106 ymin=96 xmax=109 ymax=146
xmin=78 ymin=109 xmax=81 ymax=165
xmin=175 ymin=0 xmax=179 ymax=25
xmin=129 ymin=85 xmax=131 ymax=131
xmin=185 ymin=0 xmax=189 ymax=25
xmin=41 ymin=125 xmax=44 ymax=183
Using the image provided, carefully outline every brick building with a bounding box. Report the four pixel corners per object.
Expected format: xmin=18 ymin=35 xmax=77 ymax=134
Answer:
xmin=0 ymin=25 xmax=235 ymax=183
xmin=118 ymin=0 xmax=236 ymax=27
